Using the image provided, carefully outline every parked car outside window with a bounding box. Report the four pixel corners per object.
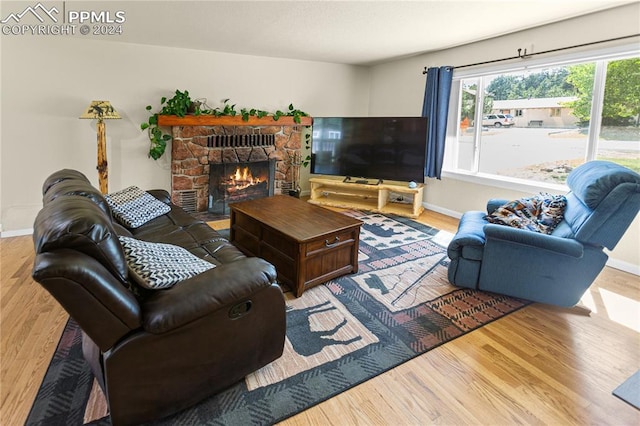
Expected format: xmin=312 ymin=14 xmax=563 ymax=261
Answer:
xmin=482 ymin=114 xmax=514 ymax=127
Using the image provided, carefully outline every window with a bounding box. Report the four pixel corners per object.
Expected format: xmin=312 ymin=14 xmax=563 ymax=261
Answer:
xmin=446 ymin=46 xmax=639 ymax=186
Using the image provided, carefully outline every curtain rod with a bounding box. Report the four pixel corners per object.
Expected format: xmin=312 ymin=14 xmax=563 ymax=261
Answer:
xmin=422 ymin=33 xmax=640 ymax=74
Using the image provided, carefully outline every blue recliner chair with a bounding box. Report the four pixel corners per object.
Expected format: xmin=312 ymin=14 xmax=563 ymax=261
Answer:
xmin=447 ymin=161 xmax=640 ymax=307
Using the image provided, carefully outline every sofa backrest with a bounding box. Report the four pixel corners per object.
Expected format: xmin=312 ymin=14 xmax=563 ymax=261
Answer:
xmin=34 ymin=195 xmax=128 ymax=282
xmin=43 ymin=178 xmax=113 ymax=217
xmin=32 ymin=170 xmax=142 ymax=350
xmin=42 ymin=168 xmax=91 ymax=194
xmin=36 ymin=170 xmax=126 ymax=277
xmin=558 ymin=161 xmax=640 ymax=249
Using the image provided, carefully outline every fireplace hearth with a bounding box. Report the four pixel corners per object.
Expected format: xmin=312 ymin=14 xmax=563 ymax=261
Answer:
xmin=209 ymin=159 xmax=275 ymax=215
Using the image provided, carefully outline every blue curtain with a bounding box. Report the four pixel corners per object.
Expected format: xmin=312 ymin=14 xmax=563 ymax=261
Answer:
xmin=422 ymin=66 xmax=453 ymax=179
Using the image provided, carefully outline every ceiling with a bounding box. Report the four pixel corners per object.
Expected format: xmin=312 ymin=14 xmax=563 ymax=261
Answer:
xmin=89 ymin=0 xmax=635 ymax=65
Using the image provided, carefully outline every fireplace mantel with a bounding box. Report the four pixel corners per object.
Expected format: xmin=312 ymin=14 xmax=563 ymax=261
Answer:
xmin=158 ymin=115 xmax=313 ymax=127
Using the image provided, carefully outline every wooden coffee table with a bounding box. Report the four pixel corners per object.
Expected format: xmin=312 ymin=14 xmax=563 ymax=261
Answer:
xmin=229 ymin=196 xmax=362 ymax=297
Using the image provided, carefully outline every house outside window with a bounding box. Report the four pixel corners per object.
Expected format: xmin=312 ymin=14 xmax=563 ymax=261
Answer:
xmin=446 ymin=45 xmax=639 ymax=186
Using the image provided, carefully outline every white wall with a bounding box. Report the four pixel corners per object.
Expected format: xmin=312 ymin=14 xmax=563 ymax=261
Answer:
xmin=2 ymin=3 xmax=638 ymax=271
xmin=368 ymin=3 xmax=640 ymax=271
xmin=0 ymin=36 xmax=370 ymax=232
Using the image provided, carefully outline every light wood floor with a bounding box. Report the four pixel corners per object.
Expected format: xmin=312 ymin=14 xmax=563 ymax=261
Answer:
xmin=2 ymin=210 xmax=639 ymax=425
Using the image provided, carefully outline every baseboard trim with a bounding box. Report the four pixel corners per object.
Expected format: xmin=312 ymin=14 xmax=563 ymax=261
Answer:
xmin=1 ymin=228 xmax=33 ymax=238
xmin=423 ymin=202 xmax=462 ymax=219
xmin=605 ymin=258 xmax=640 ymax=276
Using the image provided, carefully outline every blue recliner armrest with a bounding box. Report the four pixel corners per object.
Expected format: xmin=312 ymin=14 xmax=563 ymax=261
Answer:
xmin=483 ymin=224 xmax=584 ymax=258
xmin=447 ymin=211 xmax=488 ymax=289
xmin=447 ymin=211 xmax=487 ymax=260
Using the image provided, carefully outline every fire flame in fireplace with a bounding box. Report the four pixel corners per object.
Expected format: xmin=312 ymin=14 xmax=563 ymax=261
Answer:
xmin=225 ymin=166 xmax=263 ymax=192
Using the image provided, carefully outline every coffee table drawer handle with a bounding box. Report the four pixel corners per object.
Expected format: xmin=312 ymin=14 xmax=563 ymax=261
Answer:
xmin=325 ymin=236 xmax=340 ymax=247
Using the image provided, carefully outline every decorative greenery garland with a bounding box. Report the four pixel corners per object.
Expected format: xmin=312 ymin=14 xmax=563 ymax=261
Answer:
xmin=141 ymin=90 xmax=310 ymax=160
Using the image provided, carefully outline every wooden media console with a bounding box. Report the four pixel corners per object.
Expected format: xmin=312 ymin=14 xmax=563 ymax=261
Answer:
xmin=308 ymin=177 xmax=425 ymax=218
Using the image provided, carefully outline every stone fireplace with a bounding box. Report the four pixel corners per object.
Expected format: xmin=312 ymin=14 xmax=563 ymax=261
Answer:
xmin=161 ymin=115 xmax=311 ymax=215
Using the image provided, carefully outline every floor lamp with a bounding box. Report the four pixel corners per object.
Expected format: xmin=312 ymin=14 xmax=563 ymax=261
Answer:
xmin=79 ymin=100 xmax=121 ymax=194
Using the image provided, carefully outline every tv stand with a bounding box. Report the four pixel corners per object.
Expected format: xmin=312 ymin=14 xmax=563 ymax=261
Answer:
xmin=309 ymin=177 xmax=424 ymax=218
xmin=343 ymin=176 xmax=383 ymax=185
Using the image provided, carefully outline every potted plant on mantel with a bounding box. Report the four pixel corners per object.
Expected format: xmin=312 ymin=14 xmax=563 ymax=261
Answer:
xmin=141 ymin=90 xmax=311 ymax=160
xmin=141 ymin=90 xmax=196 ymax=160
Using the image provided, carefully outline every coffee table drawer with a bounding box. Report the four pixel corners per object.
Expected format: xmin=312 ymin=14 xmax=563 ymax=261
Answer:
xmin=306 ymin=229 xmax=358 ymax=255
xmin=305 ymin=244 xmax=355 ymax=275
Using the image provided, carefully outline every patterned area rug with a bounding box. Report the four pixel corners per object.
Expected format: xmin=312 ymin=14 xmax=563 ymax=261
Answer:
xmin=26 ymin=211 xmax=529 ymax=425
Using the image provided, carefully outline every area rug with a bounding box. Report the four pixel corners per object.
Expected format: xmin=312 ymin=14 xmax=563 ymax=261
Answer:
xmin=26 ymin=211 xmax=530 ymax=425
xmin=613 ymin=369 xmax=640 ymax=409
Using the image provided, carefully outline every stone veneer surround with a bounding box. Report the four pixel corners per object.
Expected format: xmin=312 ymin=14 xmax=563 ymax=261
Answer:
xmin=168 ymin=119 xmax=307 ymax=212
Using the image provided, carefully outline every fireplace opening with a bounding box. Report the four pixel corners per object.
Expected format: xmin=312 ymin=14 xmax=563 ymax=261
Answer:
xmin=208 ymin=159 xmax=276 ymax=215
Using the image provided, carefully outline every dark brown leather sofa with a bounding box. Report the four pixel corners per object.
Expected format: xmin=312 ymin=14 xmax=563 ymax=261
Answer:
xmin=31 ymin=169 xmax=286 ymax=425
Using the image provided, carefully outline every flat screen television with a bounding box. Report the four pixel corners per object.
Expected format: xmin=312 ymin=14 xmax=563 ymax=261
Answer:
xmin=310 ymin=117 xmax=427 ymax=183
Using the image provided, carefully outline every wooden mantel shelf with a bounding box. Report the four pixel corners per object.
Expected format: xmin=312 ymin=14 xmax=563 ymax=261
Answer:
xmin=157 ymin=115 xmax=313 ymax=127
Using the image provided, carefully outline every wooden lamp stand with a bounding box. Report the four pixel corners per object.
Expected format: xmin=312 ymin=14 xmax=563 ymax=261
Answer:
xmin=96 ymin=119 xmax=108 ymax=194
xmin=80 ymin=101 xmax=120 ymax=194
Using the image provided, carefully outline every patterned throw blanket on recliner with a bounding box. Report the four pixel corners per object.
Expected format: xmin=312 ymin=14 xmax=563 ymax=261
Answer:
xmin=485 ymin=193 xmax=567 ymax=235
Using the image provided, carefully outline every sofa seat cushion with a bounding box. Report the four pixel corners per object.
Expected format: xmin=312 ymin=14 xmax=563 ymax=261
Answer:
xmin=133 ymin=218 xmax=221 ymax=248
xmin=486 ymin=193 xmax=567 ymax=235
xmin=131 ymin=208 xmax=240 ymax=264
xmin=119 ymin=236 xmax=215 ymax=289
xmin=106 ymin=186 xmax=171 ymax=228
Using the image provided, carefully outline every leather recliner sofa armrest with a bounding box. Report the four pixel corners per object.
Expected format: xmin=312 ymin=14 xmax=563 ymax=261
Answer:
xmin=141 ymin=257 xmax=279 ymax=334
xmin=483 ymin=223 xmax=584 ymax=258
xmin=146 ymin=189 xmax=171 ymax=204
xmin=33 ymin=250 xmax=142 ymax=350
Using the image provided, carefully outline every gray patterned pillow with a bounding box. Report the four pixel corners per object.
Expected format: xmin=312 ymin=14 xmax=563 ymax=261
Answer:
xmin=119 ymin=236 xmax=215 ymax=289
xmin=106 ymin=186 xmax=171 ymax=228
